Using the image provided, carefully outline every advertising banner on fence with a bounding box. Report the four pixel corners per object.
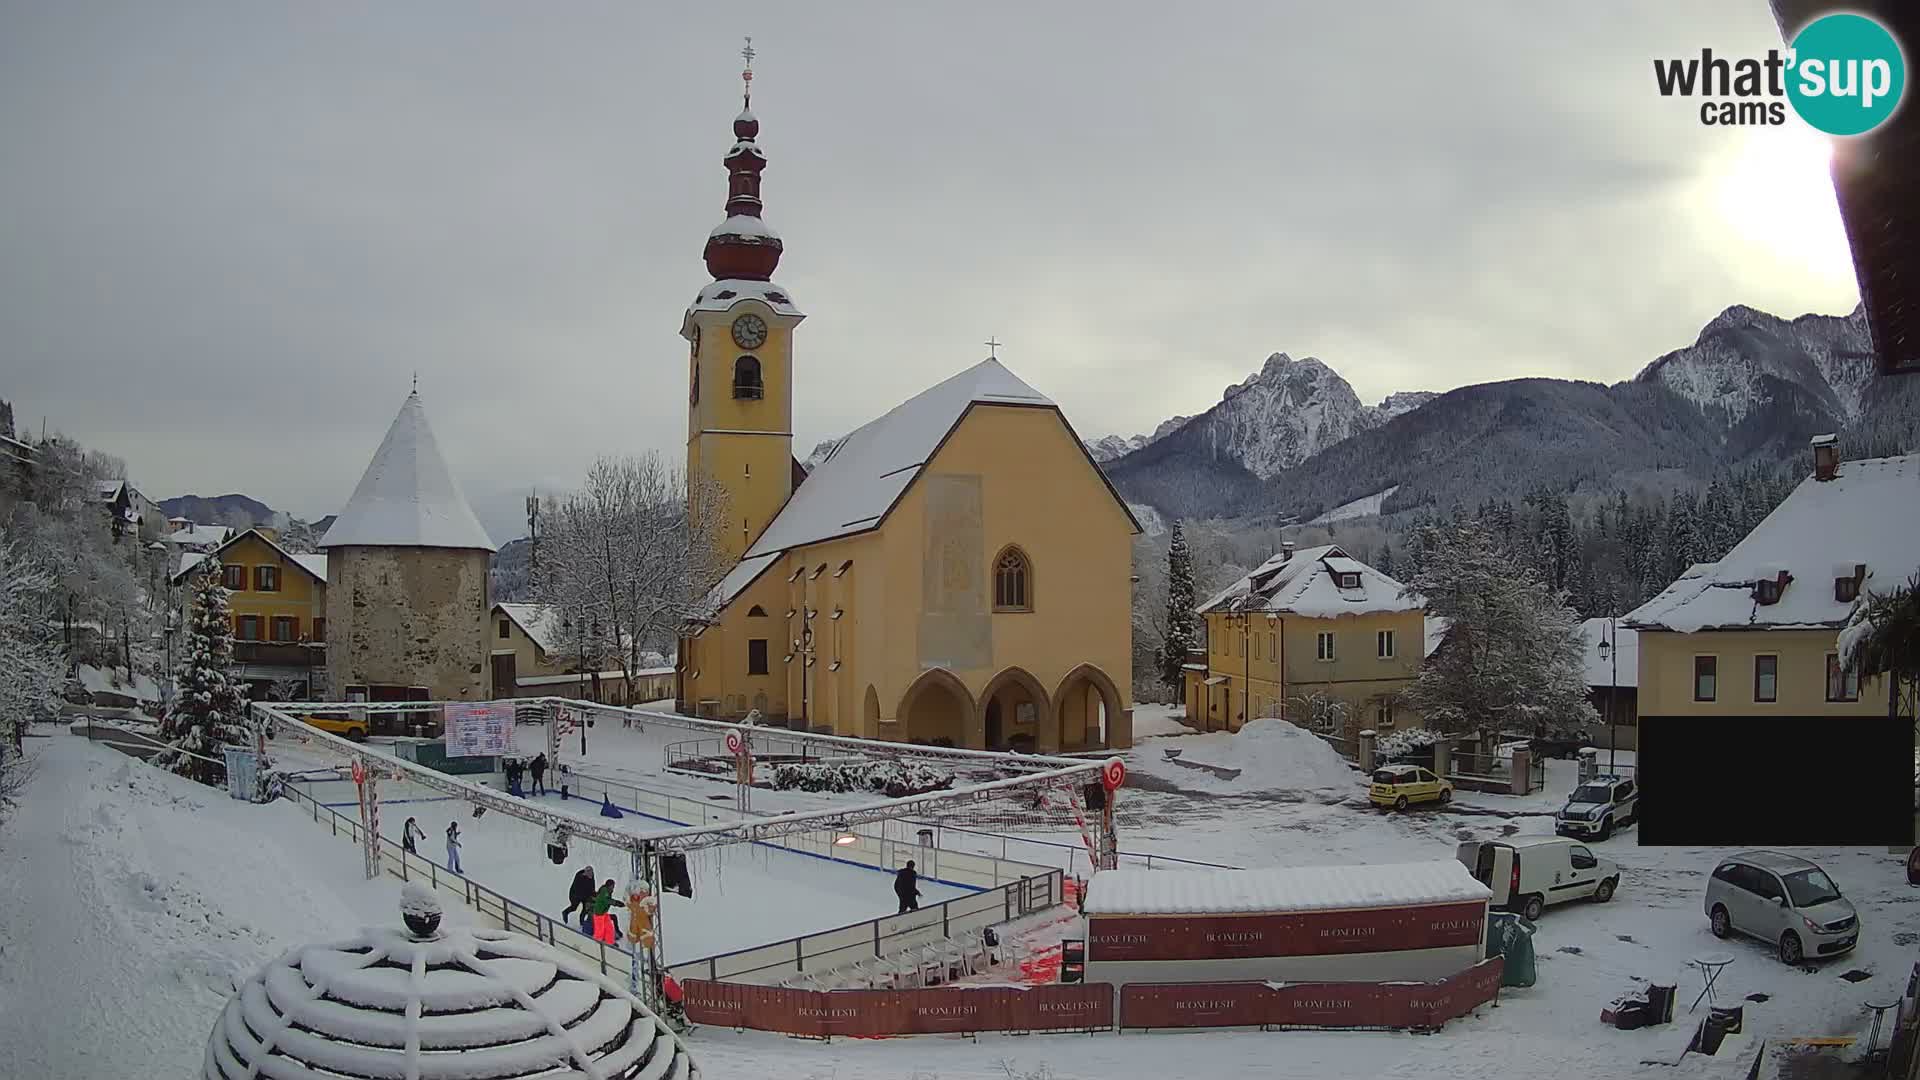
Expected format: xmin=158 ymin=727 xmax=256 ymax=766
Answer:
xmin=682 ymin=981 xmax=1113 ymax=1037
xmin=1118 ymin=957 xmax=1503 ymax=1031
xmin=1088 ymin=900 xmax=1487 ymax=962
xmin=443 ymin=702 xmax=514 ymax=757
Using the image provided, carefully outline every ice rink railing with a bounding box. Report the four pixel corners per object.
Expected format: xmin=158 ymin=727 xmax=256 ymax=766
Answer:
xmin=276 ymin=770 xmax=1063 ymax=988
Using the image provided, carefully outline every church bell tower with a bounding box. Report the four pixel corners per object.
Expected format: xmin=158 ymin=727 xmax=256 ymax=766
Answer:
xmin=683 ymin=38 xmax=803 ymax=563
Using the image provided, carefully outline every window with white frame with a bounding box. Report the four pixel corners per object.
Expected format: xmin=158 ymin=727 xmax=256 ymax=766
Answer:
xmin=1377 ymin=629 xmax=1395 ymax=659
xmin=1316 ymin=631 xmax=1335 ymax=661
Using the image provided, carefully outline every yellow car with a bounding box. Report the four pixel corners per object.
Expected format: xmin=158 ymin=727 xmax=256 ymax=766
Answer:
xmin=1369 ymin=763 xmax=1453 ymax=811
xmin=303 ymin=713 xmax=369 ymax=741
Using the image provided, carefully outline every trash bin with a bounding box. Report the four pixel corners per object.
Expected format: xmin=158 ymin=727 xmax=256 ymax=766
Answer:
xmin=1485 ymin=912 xmax=1538 ymax=987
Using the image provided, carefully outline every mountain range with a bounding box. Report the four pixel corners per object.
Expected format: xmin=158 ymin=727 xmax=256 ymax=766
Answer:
xmin=163 ymin=301 xmax=1915 ymax=561
xmin=1099 ymin=302 xmax=1916 ymax=527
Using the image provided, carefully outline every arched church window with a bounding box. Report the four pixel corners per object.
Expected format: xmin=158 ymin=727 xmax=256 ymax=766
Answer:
xmin=747 ymin=605 xmax=768 ymax=617
xmin=993 ymin=546 xmax=1032 ymax=612
xmin=733 ymin=356 xmax=763 ymax=399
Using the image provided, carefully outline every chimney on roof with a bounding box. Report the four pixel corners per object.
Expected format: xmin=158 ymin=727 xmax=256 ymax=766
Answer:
xmin=1281 ymin=540 xmax=1295 ymax=560
xmin=1811 ymin=433 xmax=1840 ymax=481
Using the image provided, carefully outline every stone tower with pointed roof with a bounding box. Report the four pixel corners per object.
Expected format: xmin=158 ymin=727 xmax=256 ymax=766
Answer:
xmin=676 ymin=50 xmax=1140 ymax=750
xmin=321 ymin=391 xmax=496 ymax=714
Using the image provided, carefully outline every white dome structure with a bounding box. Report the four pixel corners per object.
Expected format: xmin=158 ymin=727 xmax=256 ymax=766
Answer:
xmin=204 ymin=890 xmax=697 ymax=1079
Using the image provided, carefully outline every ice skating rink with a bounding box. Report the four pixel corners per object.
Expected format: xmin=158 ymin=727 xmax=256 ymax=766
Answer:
xmin=291 ymin=774 xmax=974 ymax=964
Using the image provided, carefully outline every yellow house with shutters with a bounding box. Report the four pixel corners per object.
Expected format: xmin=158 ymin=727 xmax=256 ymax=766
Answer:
xmin=173 ymin=527 xmax=329 ymax=697
xmin=1626 ymin=441 xmax=1916 ymax=721
xmin=673 ymin=78 xmax=1139 ymax=750
xmin=1184 ymin=543 xmax=1426 ymax=740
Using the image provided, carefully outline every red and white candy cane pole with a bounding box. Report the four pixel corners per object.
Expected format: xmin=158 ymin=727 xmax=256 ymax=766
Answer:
xmin=1098 ymin=758 xmax=1125 ymax=872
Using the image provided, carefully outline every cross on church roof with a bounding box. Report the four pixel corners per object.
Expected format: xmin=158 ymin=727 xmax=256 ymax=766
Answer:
xmin=741 ymin=36 xmax=755 ymax=105
xmin=984 ymin=337 xmax=1001 ymax=359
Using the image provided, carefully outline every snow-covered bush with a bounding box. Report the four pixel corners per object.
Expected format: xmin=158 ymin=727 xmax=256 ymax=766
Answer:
xmin=769 ymin=759 xmax=954 ymax=797
xmin=0 ymin=536 xmax=64 ymax=820
xmin=1374 ymin=726 xmax=1441 ymax=762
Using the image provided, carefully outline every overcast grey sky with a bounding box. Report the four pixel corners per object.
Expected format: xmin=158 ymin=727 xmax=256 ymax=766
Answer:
xmin=0 ymin=2 xmax=1862 ymax=537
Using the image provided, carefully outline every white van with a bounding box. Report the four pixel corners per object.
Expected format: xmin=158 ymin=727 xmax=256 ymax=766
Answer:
xmin=1456 ymin=836 xmax=1620 ymax=921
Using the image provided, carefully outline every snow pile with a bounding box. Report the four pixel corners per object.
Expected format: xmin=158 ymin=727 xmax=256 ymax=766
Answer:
xmin=400 ymin=882 xmax=442 ymax=919
xmin=769 ymin=759 xmax=954 ymax=798
xmin=1162 ymin=718 xmax=1359 ymax=796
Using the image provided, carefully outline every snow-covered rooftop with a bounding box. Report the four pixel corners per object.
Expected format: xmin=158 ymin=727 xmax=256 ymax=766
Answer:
xmin=743 ymin=359 xmax=1057 ymax=558
xmin=496 ymin=602 xmax=565 ymax=655
xmin=1578 ymin=618 xmax=1637 ymax=688
xmin=1625 ymin=452 xmax=1920 ymax=633
xmin=1423 ymin=615 xmax=1450 ymax=659
xmin=1084 ymin=860 xmax=1491 ymax=916
xmin=205 ymin=920 xmax=696 ymax=1079
xmin=707 ymin=551 xmax=781 ymax=610
xmin=686 ymin=278 xmax=803 ymax=319
xmin=1199 ymin=545 xmax=1422 ymax=618
xmin=174 ymin=531 xmax=327 ymax=584
xmin=709 ymin=214 xmax=780 ymax=242
xmin=168 ymin=523 xmax=232 ymax=549
xmin=320 ymin=392 xmax=496 ymax=552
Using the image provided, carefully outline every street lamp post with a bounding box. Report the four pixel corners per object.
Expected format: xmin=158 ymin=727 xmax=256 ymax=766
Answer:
xmin=1597 ymin=609 xmax=1618 ymax=776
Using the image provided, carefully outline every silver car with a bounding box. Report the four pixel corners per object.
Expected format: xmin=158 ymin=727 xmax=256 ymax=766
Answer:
xmin=1705 ymin=851 xmax=1858 ymax=965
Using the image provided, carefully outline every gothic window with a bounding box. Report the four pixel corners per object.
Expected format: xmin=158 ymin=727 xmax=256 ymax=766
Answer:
xmin=733 ymin=355 xmax=763 ymax=399
xmin=993 ymin=546 xmax=1032 ymax=612
xmin=747 ymin=605 xmax=768 ymax=617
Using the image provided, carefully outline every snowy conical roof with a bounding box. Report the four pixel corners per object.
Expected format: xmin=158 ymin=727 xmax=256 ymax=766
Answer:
xmin=204 ymin=919 xmax=697 ymax=1079
xmin=320 ymin=392 xmax=496 ymax=552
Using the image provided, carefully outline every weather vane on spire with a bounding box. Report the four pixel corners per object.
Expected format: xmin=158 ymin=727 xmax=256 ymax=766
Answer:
xmin=411 ymin=371 xmax=418 ymax=393
xmin=740 ymin=36 xmax=755 ymax=107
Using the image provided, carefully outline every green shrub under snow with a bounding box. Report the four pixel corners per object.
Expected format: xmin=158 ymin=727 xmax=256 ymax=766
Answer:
xmin=769 ymin=759 xmax=954 ymax=798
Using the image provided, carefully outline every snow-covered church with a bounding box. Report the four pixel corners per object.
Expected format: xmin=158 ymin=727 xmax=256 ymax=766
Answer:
xmin=674 ymin=55 xmax=1138 ymax=750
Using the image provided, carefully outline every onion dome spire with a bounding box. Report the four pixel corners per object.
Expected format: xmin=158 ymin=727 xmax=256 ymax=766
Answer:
xmin=704 ymin=35 xmax=784 ymax=281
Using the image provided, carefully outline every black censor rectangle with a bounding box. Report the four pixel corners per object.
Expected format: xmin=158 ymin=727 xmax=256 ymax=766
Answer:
xmin=1636 ymin=716 xmax=1913 ymax=846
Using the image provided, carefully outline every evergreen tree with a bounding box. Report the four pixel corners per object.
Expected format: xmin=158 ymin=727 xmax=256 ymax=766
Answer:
xmin=1156 ymin=522 xmax=1198 ymax=689
xmin=1377 ymin=542 xmax=1395 ymax=578
xmin=1399 ymin=519 xmax=1596 ymax=740
xmin=156 ymin=560 xmax=254 ymax=785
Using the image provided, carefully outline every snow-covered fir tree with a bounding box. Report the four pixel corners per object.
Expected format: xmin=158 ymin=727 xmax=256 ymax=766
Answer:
xmin=155 ymin=560 xmax=254 ymax=785
xmin=1401 ymin=518 xmax=1594 ymax=741
xmin=0 ymin=536 xmax=65 ymax=819
xmin=1156 ymin=521 xmax=1197 ymax=689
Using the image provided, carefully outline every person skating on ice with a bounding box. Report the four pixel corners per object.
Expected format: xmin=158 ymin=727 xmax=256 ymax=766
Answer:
xmin=401 ymin=816 xmax=424 ymax=855
xmin=562 ymin=865 xmax=596 ymax=935
xmin=530 ymin=752 xmax=548 ymax=796
xmin=445 ymin=821 xmax=463 ymax=873
xmin=894 ymin=860 xmax=921 ymax=913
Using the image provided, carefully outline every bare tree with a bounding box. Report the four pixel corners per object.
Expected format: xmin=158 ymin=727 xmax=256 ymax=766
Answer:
xmin=532 ymin=454 xmax=731 ymax=703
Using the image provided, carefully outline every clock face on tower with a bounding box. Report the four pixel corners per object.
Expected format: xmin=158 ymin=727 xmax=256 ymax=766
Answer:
xmin=731 ymin=314 xmax=768 ymax=349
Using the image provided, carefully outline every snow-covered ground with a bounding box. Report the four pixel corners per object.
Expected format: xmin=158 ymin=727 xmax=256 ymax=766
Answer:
xmin=4 ymin=727 xmax=1911 ymax=1080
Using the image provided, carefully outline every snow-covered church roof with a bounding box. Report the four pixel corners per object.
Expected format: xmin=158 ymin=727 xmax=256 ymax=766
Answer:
xmin=743 ymin=358 xmax=1060 ymax=559
xmin=320 ymin=392 xmax=496 ymax=552
xmin=205 ymin=893 xmax=697 ymax=1079
xmin=1626 ymin=451 xmax=1920 ymax=633
xmin=1199 ymin=544 xmax=1421 ymax=618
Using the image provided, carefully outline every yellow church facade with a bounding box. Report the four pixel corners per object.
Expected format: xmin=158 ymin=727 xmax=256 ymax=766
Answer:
xmin=673 ymin=70 xmax=1137 ymax=750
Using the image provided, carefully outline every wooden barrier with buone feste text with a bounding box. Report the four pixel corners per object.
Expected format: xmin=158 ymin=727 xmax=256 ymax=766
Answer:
xmin=682 ymin=957 xmax=1503 ymax=1037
